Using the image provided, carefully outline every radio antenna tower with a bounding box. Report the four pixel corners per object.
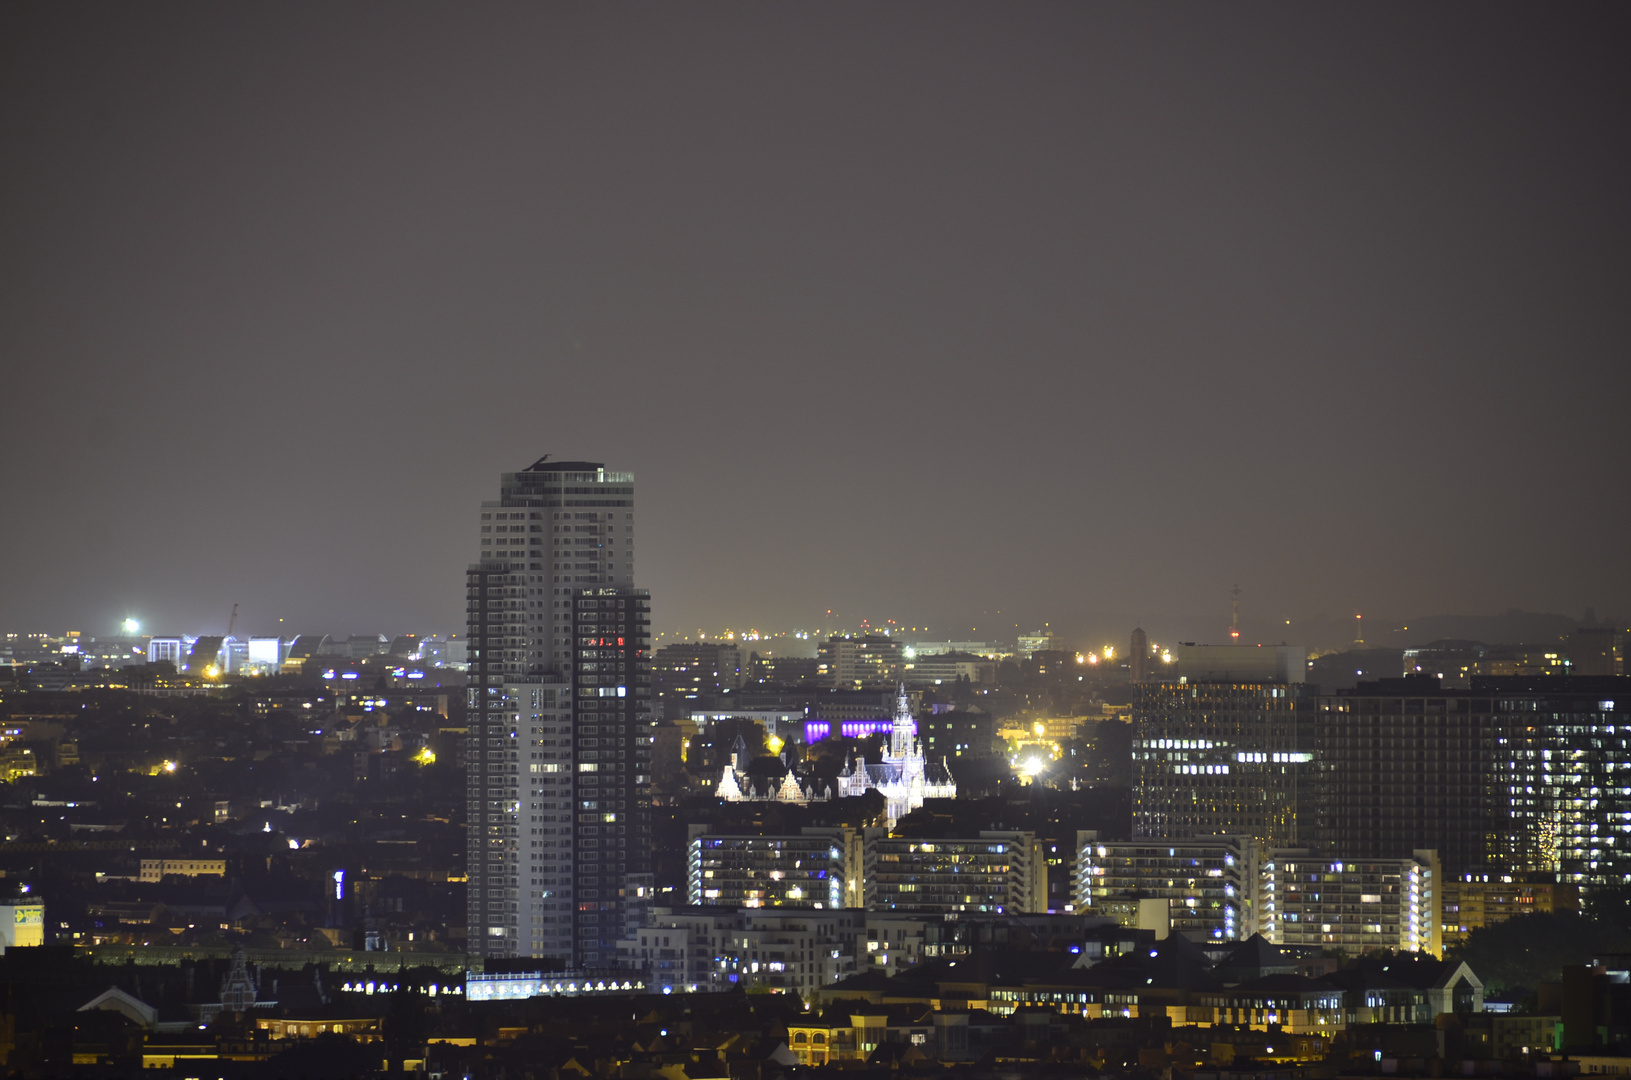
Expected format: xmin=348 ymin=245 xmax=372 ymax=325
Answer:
xmin=1229 ymin=585 xmax=1242 ymax=641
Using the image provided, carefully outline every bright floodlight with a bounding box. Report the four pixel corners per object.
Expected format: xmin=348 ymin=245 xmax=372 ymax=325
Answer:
xmin=122 ymin=618 xmax=140 ymax=634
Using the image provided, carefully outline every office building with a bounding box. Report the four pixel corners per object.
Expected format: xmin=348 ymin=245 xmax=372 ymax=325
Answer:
xmin=1016 ymin=631 xmax=1057 ymax=659
xmin=245 ymin=637 xmax=285 ymax=673
xmin=139 ymin=858 xmax=227 ymax=882
xmin=1440 ymin=874 xmax=1579 ymax=950
xmin=905 ymin=652 xmax=996 ymax=687
xmin=652 ymin=642 xmax=744 ymax=709
xmin=694 ymin=688 xmax=914 ymax=726
xmin=0 ymin=900 xmax=42 ymax=952
xmin=907 ymin=640 xmax=1005 ymax=658
xmin=1312 ymin=676 xmax=1628 ymax=886
xmin=687 ymin=826 xmax=855 ymax=909
xmin=1132 ymin=670 xmax=1313 ymax=848
xmin=1566 ymin=627 xmax=1621 ymax=677
xmin=1169 ymin=644 xmax=1307 ymax=684
xmin=466 ymin=457 xmax=651 ymax=965
xmin=146 ymin=638 xmax=186 ymax=666
xmin=918 ymin=707 xmax=993 ymax=759
xmin=281 ymin=635 xmax=332 ymax=672
xmin=748 ymin=654 xmax=822 ymax=687
xmin=867 ymin=831 xmax=1046 ymax=915
xmin=616 ymin=906 xmax=864 ymax=995
xmin=817 ymin=634 xmax=906 ymax=689
xmin=1260 ymin=848 xmax=1440 ymax=956
xmin=1074 ymin=835 xmax=1258 ymax=942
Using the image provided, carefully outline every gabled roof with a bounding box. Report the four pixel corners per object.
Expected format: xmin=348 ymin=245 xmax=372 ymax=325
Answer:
xmin=1214 ymin=933 xmax=1297 ymax=982
xmin=1221 ymin=973 xmax=1341 ymax=997
xmin=1087 ymin=933 xmax=1221 ymax=992
xmin=79 ymin=986 xmax=157 ymax=1028
xmin=1324 ymin=954 xmax=1482 ymax=994
xmin=1221 ymin=933 xmax=1288 ymax=970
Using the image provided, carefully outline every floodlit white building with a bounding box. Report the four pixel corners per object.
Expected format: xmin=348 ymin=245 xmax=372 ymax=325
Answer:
xmin=714 ymin=686 xmax=954 ymax=825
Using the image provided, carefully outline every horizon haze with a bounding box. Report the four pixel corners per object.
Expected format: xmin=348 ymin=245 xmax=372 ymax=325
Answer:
xmin=2 ymin=6 xmax=1628 ymax=643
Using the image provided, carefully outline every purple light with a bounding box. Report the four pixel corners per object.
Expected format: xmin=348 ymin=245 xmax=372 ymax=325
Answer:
xmin=804 ymin=717 xmax=920 ymax=743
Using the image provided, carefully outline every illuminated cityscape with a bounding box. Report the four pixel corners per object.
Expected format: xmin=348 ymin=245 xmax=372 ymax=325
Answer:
xmin=3 ymin=3 xmax=1630 ymax=1077
xmin=1 ymin=451 xmax=1627 ymax=1072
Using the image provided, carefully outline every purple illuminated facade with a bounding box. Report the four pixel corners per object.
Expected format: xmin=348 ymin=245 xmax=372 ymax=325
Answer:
xmin=804 ymin=718 xmax=915 ymax=743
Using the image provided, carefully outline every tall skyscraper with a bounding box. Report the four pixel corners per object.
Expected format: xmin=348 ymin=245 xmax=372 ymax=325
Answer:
xmin=466 ymin=458 xmax=652 ymax=964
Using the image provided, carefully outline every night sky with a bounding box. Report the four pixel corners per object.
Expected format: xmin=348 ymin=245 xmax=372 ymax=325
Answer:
xmin=3 ymin=5 xmax=1628 ymax=650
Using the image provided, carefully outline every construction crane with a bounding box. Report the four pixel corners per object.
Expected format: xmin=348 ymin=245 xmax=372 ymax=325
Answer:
xmin=227 ymin=603 xmax=239 ymax=638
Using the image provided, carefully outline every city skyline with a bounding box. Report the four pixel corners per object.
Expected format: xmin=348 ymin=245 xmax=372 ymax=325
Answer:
xmin=3 ymin=599 xmax=1621 ymax=662
xmin=2 ymin=6 xmax=1628 ymax=640
xmin=4 ymin=5 xmax=1631 ymax=1070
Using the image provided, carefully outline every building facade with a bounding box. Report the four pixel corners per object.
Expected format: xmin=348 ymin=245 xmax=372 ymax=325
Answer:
xmin=1133 ymin=678 xmax=1313 ymax=848
xmin=139 ymin=858 xmax=227 ymax=882
xmin=1074 ymin=835 xmax=1258 ymax=941
xmin=817 ymin=635 xmax=906 ymax=689
xmin=652 ymin=642 xmax=745 ymax=710
xmin=1313 ymin=676 xmax=1629 ymax=886
xmin=918 ymin=707 xmax=994 ymax=759
xmin=1260 ymin=848 xmax=1440 ymax=956
xmin=0 ymin=900 xmax=44 ymax=952
xmin=616 ymin=906 xmax=864 ymax=995
xmin=1440 ymin=874 xmax=1579 ymax=950
xmin=466 ymin=458 xmax=652 ymax=965
xmin=867 ymin=831 xmax=1046 ymax=915
xmin=687 ymin=826 xmax=855 ymax=909
xmin=905 ymin=653 xmax=997 ymax=688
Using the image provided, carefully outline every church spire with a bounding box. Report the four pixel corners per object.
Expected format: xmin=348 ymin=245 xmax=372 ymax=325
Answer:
xmin=891 ymin=683 xmax=915 ymax=758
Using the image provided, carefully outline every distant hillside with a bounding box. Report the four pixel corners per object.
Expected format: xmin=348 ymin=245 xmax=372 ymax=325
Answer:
xmin=1271 ymin=608 xmax=1600 ymax=653
xmin=1387 ymin=609 xmax=1589 ymax=648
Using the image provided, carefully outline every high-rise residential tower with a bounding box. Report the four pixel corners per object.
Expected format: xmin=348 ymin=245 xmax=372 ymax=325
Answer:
xmin=466 ymin=458 xmax=652 ymax=965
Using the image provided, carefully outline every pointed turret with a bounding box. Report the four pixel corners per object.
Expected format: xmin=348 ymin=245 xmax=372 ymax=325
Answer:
xmin=890 ymin=682 xmax=916 ymax=758
xmin=716 ymin=764 xmax=744 ymax=801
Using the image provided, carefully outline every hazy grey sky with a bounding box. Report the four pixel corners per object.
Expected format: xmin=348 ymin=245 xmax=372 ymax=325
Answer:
xmin=2 ymin=4 xmax=1627 ymax=649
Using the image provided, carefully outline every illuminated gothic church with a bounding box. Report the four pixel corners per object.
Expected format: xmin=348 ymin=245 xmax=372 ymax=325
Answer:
xmin=715 ymin=686 xmax=955 ymax=825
